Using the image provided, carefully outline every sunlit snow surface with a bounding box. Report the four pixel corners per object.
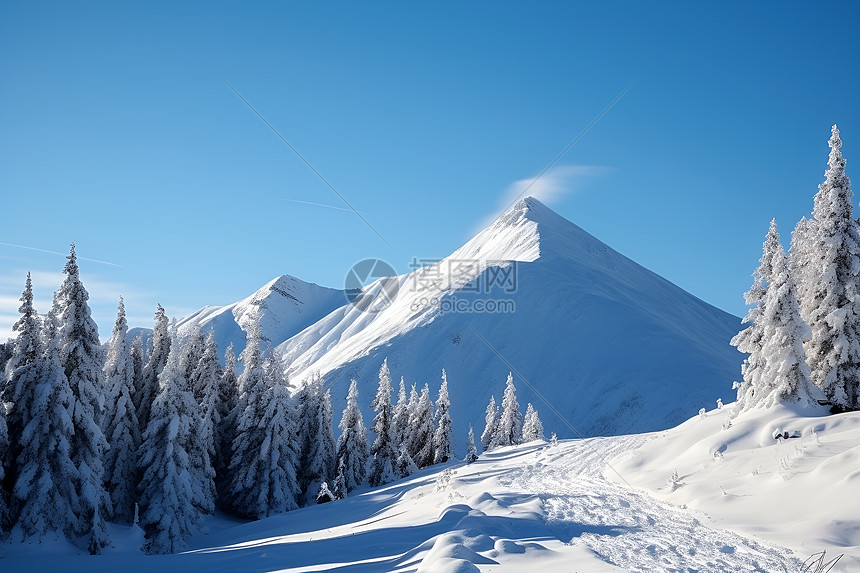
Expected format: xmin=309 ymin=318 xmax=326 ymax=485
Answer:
xmin=6 ymin=404 xmax=857 ymax=571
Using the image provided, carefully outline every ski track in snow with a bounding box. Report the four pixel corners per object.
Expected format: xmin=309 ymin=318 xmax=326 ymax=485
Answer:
xmin=501 ymin=435 xmax=803 ymax=573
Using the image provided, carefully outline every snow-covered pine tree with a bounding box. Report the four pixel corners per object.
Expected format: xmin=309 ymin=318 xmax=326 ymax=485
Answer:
xmin=404 ymin=384 xmax=420 ymax=460
xmin=215 ymin=342 xmax=238 ymax=483
xmin=179 ymin=328 xmax=206 ymax=402
xmin=2 ymin=273 xmax=41 ymax=491
xmin=433 ymin=369 xmax=453 ymax=464
xmin=137 ymin=304 xmax=170 ymax=432
xmin=802 ymin=125 xmax=860 ymax=409
xmin=332 ymin=457 xmax=347 ymax=500
xmin=13 ymin=314 xmax=78 ymax=543
xmin=0 ymin=380 xmax=6 ymax=529
xmin=226 ymin=316 xmax=269 ymax=515
xmin=369 ymin=359 xmax=397 ymax=486
xmin=465 ymin=425 xmax=478 ymax=464
xmin=53 ymin=244 xmax=109 ymax=553
xmin=394 ymin=443 xmax=418 ymax=478
xmin=788 ymin=216 xmax=813 ymax=296
xmin=496 ymin=373 xmax=523 ymax=447
xmin=732 ymin=220 xmax=783 ymax=409
xmin=304 ymin=384 xmax=336 ymax=503
xmin=230 ymin=350 xmax=300 ymax=518
xmin=481 ymin=395 xmax=499 ymax=452
xmin=296 ymin=373 xmax=322 ymax=500
xmin=130 ymin=333 xmax=145 ymax=409
xmin=522 ymin=403 xmax=545 ymax=442
xmin=137 ymin=344 xmax=202 ymax=554
xmin=335 ymin=379 xmax=369 ymax=492
xmin=409 ymin=384 xmax=435 ymax=468
xmin=102 ymin=297 xmax=141 ymax=524
xmin=755 ymin=240 xmax=822 ymax=408
xmin=392 ymin=377 xmax=409 ymax=448
xmin=194 ymin=331 xmax=222 ymax=490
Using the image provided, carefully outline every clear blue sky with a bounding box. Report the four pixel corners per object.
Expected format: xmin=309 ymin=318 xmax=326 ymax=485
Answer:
xmin=1 ymin=1 xmax=858 ymax=338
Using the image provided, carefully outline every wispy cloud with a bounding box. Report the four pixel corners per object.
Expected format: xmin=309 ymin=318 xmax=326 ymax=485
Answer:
xmin=501 ymin=164 xmax=610 ymax=207
xmin=0 ymin=242 xmax=122 ymax=267
xmin=471 ymin=164 xmax=610 ymax=236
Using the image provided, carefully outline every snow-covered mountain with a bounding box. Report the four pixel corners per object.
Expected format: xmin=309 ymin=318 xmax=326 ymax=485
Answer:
xmin=276 ymin=197 xmax=743 ymax=442
xmin=175 ymin=274 xmax=346 ymax=360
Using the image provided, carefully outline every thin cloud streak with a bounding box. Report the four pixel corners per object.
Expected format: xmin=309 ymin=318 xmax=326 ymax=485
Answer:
xmin=0 ymin=242 xmax=122 ymax=267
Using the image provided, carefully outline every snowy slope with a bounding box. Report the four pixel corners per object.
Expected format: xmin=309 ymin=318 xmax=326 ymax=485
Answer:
xmin=278 ymin=197 xmax=743 ymax=443
xmin=613 ymin=403 xmax=860 ymax=571
xmin=3 ymin=427 xmax=822 ymax=572
xmin=175 ymin=274 xmax=346 ymax=360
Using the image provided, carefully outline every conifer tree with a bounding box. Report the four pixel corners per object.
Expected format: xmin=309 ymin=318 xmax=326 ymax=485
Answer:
xmin=433 ymin=369 xmax=453 ymax=464
xmin=496 ymin=373 xmax=523 ymax=447
xmin=102 ymin=297 xmax=141 ymax=524
xmin=756 ymin=242 xmax=822 ymax=408
xmin=54 ymin=244 xmax=109 ymax=553
xmin=732 ymin=220 xmax=783 ymax=408
xmin=465 ymin=425 xmax=478 ymax=464
xmin=13 ymin=320 xmax=77 ymax=543
xmin=179 ymin=328 xmax=205 ymax=402
xmin=481 ymin=395 xmax=499 ymax=452
xmin=332 ymin=457 xmax=348 ymax=500
xmin=335 ymin=379 xmax=369 ymax=492
xmin=392 ymin=377 xmax=410 ymax=448
xmin=369 ymin=359 xmax=397 ymax=486
xmin=130 ymin=333 xmax=145 ymax=406
xmin=227 ymin=317 xmax=268 ymax=514
xmin=296 ymin=374 xmax=322 ymax=499
xmin=137 ymin=345 xmax=202 ymax=554
xmin=229 ymin=350 xmax=300 ymax=518
xmin=304 ymin=384 xmax=336 ymax=502
xmin=195 ymin=331 xmax=222 ymax=489
xmin=137 ymin=304 xmax=170 ymax=431
xmin=215 ymin=342 xmax=238 ymax=482
xmin=522 ymin=403 xmax=545 ymax=442
xmin=2 ymin=273 xmax=41 ymax=489
xmin=409 ymin=384 xmax=435 ymax=468
xmin=801 ymin=125 xmax=860 ymax=409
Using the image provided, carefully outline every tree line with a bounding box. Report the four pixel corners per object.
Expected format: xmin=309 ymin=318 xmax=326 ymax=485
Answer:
xmin=0 ymin=250 xmax=502 ymax=554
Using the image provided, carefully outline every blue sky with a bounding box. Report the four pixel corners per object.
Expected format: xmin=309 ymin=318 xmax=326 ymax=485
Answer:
xmin=1 ymin=1 xmax=859 ymax=338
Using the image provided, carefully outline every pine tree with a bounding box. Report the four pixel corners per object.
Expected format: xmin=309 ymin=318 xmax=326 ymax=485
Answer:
xmin=756 ymin=242 xmax=822 ymax=408
xmin=0 ymin=384 xmax=7 ymax=529
xmin=137 ymin=304 xmax=170 ymax=432
xmin=465 ymin=425 xmax=478 ymax=464
xmin=802 ymin=125 xmax=860 ymax=409
xmin=496 ymin=373 xmax=523 ymax=447
xmin=2 ymin=274 xmax=41 ymax=493
xmin=102 ymin=297 xmax=141 ymax=524
xmin=404 ymin=384 xmax=420 ymax=459
xmin=296 ymin=374 xmax=322 ymax=500
xmin=215 ymin=342 xmax=238 ymax=483
xmin=369 ymin=359 xmax=397 ymax=486
xmin=130 ymin=333 xmax=145 ymax=407
xmin=335 ymin=379 xmax=369 ymax=492
xmin=54 ymin=244 xmax=109 ymax=553
xmin=433 ymin=369 xmax=453 ymax=464
xmin=227 ymin=317 xmax=268 ymax=514
xmin=229 ymin=350 xmax=300 ymax=518
xmin=391 ymin=377 xmax=416 ymax=477
xmin=732 ymin=220 xmax=783 ymax=409
xmin=332 ymin=457 xmax=348 ymax=500
xmin=13 ymin=324 xmax=78 ymax=543
xmin=137 ymin=345 xmax=202 ymax=554
xmin=195 ymin=331 xmax=222 ymax=494
xmin=522 ymin=403 xmax=545 ymax=442
xmin=304 ymin=384 xmax=336 ymax=503
xmin=409 ymin=384 xmax=435 ymax=468
xmin=179 ymin=328 xmax=206 ymax=402
xmin=481 ymin=395 xmax=499 ymax=452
